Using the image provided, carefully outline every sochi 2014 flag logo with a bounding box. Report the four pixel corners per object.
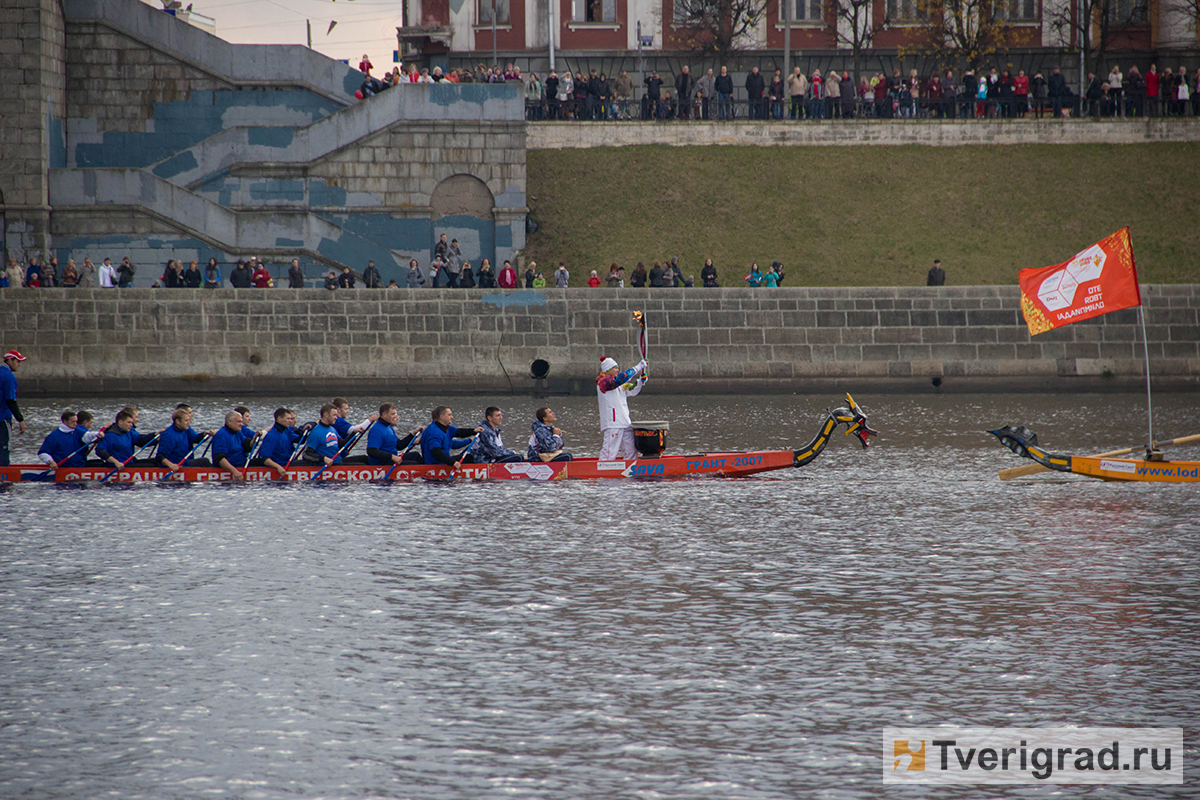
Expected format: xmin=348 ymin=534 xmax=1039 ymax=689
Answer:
xmin=1018 ymin=227 xmax=1141 ymax=336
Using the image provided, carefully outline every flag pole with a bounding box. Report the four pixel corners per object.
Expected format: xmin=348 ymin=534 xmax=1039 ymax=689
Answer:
xmin=1138 ymin=302 xmax=1155 ymax=456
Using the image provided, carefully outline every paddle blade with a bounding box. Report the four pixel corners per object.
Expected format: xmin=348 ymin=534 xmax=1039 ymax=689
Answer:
xmin=990 ymin=426 xmax=1040 ymax=459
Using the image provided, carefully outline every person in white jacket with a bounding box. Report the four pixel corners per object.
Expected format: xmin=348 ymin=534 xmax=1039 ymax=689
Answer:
xmin=98 ymin=258 xmax=117 ymax=288
xmin=595 ymin=356 xmax=647 ymax=460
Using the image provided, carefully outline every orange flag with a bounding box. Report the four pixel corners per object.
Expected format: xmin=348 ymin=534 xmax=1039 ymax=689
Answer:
xmin=1019 ymin=227 xmax=1141 ymax=336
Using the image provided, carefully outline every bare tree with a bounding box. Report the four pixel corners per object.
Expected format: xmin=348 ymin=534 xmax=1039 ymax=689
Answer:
xmin=1045 ymin=0 xmax=1145 ymax=79
xmin=901 ymin=0 xmax=1013 ymax=72
xmin=832 ymin=0 xmax=888 ymax=87
xmin=668 ymin=0 xmax=772 ymax=58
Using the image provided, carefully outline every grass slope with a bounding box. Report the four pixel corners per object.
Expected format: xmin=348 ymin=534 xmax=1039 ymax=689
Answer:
xmin=525 ymin=143 xmax=1200 ymax=287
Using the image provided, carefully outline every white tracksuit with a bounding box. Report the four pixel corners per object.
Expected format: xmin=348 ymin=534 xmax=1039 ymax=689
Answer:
xmin=597 ymin=361 xmax=646 ymax=459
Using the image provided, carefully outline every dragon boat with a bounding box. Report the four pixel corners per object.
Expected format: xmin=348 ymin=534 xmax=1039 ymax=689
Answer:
xmin=1 ymin=394 xmax=876 ymax=485
xmin=990 ymin=426 xmax=1200 ymax=484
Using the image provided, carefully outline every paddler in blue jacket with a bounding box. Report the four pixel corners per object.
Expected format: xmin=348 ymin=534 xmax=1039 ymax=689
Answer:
xmin=421 ymin=406 xmax=482 ymax=465
xmin=211 ymin=410 xmax=255 ymax=481
xmin=38 ymin=410 xmax=103 ymax=468
xmin=72 ymin=411 xmax=103 ymax=466
xmin=155 ymin=407 xmax=215 ymax=470
xmin=366 ymin=403 xmax=423 ymax=466
xmin=331 ymin=397 xmax=378 ymax=443
xmin=303 ymin=404 xmax=344 ymax=467
xmin=254 ymin=407 xmax=310 ymax=477
xmin=96 ymin=409 xmax=157 ymax=467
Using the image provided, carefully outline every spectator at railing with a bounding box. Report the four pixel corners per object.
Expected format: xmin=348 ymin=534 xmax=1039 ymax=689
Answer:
xmin=677 ymin=67 xmax=696 ymax=120
xmin=745 ymin=66 xmax=765 ymax=120
xmin=788 ymin=69 xmax=806 ymax=119
xmin=630 ymin=262 xmax=647 ymax=287
xmin=1085 ymin=72 xmax=1103 ymax=117
xmin=1048 ymin=68 xmax=1068 ymax=118
xmin=597 ymin=73 xmax=613 ymax=119
xmin=644 ymin=71 xmax=663 ymax=120
xmin=1014 ymin=69 xmax=1029 ymax=117
xmin=769 ymin=68 xmax=785 ymax=120
xmin=808 ymin=69 xmax=824 ymax=120
xmin=1030 ymin=71 xmax=1047 ymax=118
xmin=526 ymin=73 xmax=544 ymax=120
xmin=573 ymin=71 xmax=588 ymax=118
xmin=715 ymin=67 xmax=733 ymax=120
xmin=1146 ymin=64 xmax=1160 ymax=116
xmin=359 ymin=54 xmax=373 ymax=75
xmin=826 ymin=70 xmax=841 ymax=120
xmin=1126 ymin=66 xmax=1144 ymax=116
xmin=841 ymin=71 xmax=856 ymax=118
xmin=1107 ymin=65 xmax=1124 ymax=118
xmin=696 ymin=69 xmax=715 ymax=120
xmin=614 ymin=71 xmax=634 ymax=119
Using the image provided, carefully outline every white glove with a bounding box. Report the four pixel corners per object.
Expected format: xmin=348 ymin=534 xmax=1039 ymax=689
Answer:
xmin=636 ymin=359 xmax=647 ymax=373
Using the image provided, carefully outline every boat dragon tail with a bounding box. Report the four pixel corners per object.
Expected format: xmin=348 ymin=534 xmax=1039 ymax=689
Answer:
xmin=794 ymin=393 xmax=878 ymax=467
xmin=988 ymin=425 xmax=1073 ymax=473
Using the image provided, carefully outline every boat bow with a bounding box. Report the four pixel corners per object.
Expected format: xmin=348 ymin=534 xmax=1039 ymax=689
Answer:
xmin=794 ymin=393 xmax=877 ymax=467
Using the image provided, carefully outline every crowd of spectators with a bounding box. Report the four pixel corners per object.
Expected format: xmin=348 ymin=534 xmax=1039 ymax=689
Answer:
xmin=352 ymin=54 xmax=1200 ymax=119
xmin=355 ymin=55 xmax=529 ymax=99
xmin=4 ymin=250 xmax=789 ymax=291
xmin=514 ymin=61 xmax=1200 ymax=121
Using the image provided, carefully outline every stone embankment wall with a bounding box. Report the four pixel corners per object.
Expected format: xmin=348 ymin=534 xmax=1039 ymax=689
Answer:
xmin=2 ymin=286 xmax=1197 ymax=396
xmin=527 ymin=119 xmax=1200 ymax=150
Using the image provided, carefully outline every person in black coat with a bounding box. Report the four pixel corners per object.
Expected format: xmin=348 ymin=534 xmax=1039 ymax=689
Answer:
xmin=700 ymin=259 xmax=719 ymax=287
xmin=675 ymin=67 xmax=696 ymax=119
xmin=644 ymin=71 xmax=664 ymax=119
xmin=745 ymin=66 xmax=766 ymax=119
xmin=1047 ymin=68 xmax=1068 ymax=118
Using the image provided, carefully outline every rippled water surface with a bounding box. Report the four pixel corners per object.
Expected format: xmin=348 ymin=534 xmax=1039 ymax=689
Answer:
xmin=2 ymin=393 xmax=1198 ymax=799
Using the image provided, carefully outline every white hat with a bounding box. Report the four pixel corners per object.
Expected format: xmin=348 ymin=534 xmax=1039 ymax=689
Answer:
xmin=600 ymin=357 xmax=618 ymax=372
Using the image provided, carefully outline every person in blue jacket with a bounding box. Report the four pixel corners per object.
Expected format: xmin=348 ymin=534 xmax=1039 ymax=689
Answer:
xmin=71 ymin=411 xmax=105 ymax=467
xmin=421 ymin=406 xmax=482 ymax=465
xmin=210 ymin=410 xmax=255 ymax=480
xmin=303 ymin=404 xmax=344 ymax=467
xmin=95 ymin=409 xmax=158 ymax=467
xmin=366 ymin=403 xmax=423 ymax=466
xmin=253 ymin=407 xmax=311 ymax=477
xmin=38 ymin=410 xmax=103 ymax=468
xmin=155 ymin=407 xmax=215 ymax=470
xmin=331 ymin=398 xmax=378 ymax=441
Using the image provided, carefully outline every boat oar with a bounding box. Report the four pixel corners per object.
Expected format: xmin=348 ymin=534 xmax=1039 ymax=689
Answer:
xmin=383 ymin=429 xmax=422 ymax=481
xmin=998 ymin=432 xmax=1200 ymax=480
xmin=99 ymin=433 xmax=162 ymax=483
xmin=449 ymin=434 xmax=479 ymax=477
xmin=161 ymin=433 xmax=210 ymax=482
xmin=33 ymin=438 xmax=100 ymax=480
xmin=311 ymin=420 xmax=376 ymax=481
xmin=282 ymin=426 xmax=313 ymax=473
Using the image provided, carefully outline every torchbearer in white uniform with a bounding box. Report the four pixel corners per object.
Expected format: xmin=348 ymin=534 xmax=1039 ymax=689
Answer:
xmin=596 ymin=356 xmax=648 ymax=460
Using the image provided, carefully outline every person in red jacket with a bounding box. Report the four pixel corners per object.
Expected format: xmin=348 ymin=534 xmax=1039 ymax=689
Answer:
xmin=251 ymin=261 xmax=271 ymax=288
xmin=1146 ymin=64 xmax=1160 ymax=117
xmin=498 ymin=260 xmax=518 ymax=288
xmin=587 ymin=270 xmax=601 ymax=288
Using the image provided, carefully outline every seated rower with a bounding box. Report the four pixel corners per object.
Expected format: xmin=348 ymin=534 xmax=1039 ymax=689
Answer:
xmin=527 ymin=407 xmax=572 ymax=462
xmin=252 ymin=407 xmax=309 ymax=477
xmin=37 ymin=410 xmax=103 ymax=468
xmin=155 ymin=407 xmax=215 ymax=470
xmin=304 ymin=403 xmax=344 ymax=467
xmin=366 ymin=403 xmax=424 ymax=466
xmin=470 ymin=406 xmax=524 ymax=464
xmin=421 ymin=406 xmax=482 ymax=466
xmin=210 ymin=410 xmax=255 ymax=481
xmin=74 ymin=411 xmax=106 ymax=466
xmin=331 ymin=397 xmax=378 ymax=464
xmin=95 ymin=409 xmax=158 ymax=468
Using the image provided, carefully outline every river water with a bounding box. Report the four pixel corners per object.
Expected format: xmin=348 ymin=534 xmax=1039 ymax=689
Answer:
xmin=2 ymin=392 xmax=1198 ymax=799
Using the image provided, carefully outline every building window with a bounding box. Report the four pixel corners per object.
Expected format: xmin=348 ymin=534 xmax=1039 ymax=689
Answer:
xmin=574 ymin=0 xmax=617 ymax=22
xmin=995 ymin=0 xmax=1037 ymax=20
xmin=479 ymin=0 xmax=510 ymax=25
xmin=885 ymin=0 xmax=926 ymax=22
xmin=1108 ymin=0 xmax=1148 ymax=24
xmin=780 ymin=0 xmax=823 ymax=21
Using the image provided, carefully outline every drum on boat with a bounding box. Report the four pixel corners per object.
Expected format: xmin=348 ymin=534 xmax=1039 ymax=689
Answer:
xmin=631 ymin=421 xmax=669 ymax=458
